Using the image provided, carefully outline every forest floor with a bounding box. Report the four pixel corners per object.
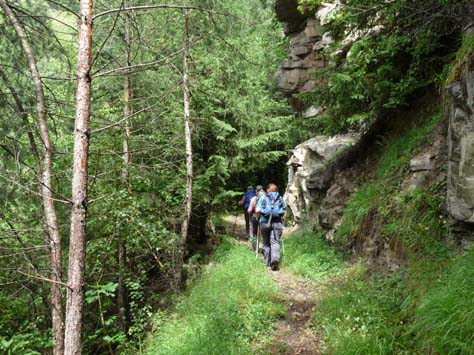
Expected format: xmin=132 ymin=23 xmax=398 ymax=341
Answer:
xmin=223 ymin=214 xmax=322 ymax=354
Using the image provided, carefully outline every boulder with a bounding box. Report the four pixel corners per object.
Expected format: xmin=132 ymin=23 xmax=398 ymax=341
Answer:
xmin=285 ymin=133 xmax=360 ymax=224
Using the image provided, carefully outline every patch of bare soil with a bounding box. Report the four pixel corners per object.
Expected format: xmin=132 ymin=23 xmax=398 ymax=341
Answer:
xmin=268 ymin=270 xmax=321 ymax=355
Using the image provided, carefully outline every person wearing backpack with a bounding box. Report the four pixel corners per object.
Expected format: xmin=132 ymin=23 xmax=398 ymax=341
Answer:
xmin=256 ymin=183 xmax=286 ymax=271
xmin=238 ymin=186 xmax=256 ymax=239
xmin=247 ymin=185 xmax=265 ymax=250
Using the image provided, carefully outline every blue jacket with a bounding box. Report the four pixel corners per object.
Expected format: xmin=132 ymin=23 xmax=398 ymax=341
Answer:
xmin=257 ymin=192 xmax=286 ymax=223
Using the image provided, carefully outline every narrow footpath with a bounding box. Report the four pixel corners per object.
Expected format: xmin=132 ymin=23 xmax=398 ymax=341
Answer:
xmin=224 ymin=214 xmax=322 ymax=354
xmin=268 ymin=270 xmax=321 ymax=355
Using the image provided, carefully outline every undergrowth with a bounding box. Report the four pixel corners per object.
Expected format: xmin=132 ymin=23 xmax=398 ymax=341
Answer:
xmin=412 ymin=250 xmax=474 ymax=355
xmin=281 ymin=230 xmax=343 ymax=281
xmin=446 ymin=33 xmax=474 ymax=83
xmin=335 ymin=111 xmax=448 ymax=258
xmin=143 ymin=238 xmax=285 ymax=355
xmin=307 ymin=111 xmax=474 ymax=353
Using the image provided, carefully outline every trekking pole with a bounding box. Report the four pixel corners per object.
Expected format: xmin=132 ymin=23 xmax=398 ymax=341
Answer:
xmin=232 ymin=210 xmax=239 ymax=235
xmin=256 ymin=226 xmax=261 ymax=259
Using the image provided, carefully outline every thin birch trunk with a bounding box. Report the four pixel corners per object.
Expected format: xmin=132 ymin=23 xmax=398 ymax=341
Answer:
xmin=122 ymin=0 xmax=132 ymax=192
xmin=0 ymin=3 xmax=64 ymax=354
xmin=118 ymin=0 xmax=132 ymax=333
xmin=64 ymin=1 xmax=93 ymax=354
xmin=175 ymin=8 xmax=193 ymax=288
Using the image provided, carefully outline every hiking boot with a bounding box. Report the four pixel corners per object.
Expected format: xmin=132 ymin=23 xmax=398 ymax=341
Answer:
xmin=270 ymin=261 xmax=279 ymax=271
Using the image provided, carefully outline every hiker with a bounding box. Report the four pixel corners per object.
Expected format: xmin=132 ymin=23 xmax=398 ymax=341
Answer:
xmin=247 ymin=185 xmax=265 ymax=250
xmin=238 ymin=186 xmax=256 ymax=239
xmin=256 ymin=183 xmax=286 ymax=271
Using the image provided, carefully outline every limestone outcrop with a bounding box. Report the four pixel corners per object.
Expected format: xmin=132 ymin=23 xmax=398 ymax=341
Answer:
xmin=446 ymin=69 xmax=474 ymax=223
xmin=275 ymin=1 xmax=338 ymax=100
xmin=285 ymin=134 xmax=360 ymax=224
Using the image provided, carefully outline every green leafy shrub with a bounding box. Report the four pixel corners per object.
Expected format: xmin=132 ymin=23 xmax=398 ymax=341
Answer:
xmin=446 ymin=33 xmax=474 ymax=83
xmin=297 ymin=0 xmax=463 ymax=133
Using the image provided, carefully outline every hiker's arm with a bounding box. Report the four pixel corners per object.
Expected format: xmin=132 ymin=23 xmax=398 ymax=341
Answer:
xmin=247 ymin=197 xmax=256 ymax=214
xmin=238 ymin=195 xmax=244 ymax=206
xmin=255 ymin=196 xmax=262 ymax=218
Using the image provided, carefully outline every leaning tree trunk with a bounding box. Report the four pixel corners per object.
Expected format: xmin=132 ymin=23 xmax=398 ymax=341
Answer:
xmin=175 ymin=8 xmax=193 ymax=288
xmin=64 ymin=1 xmax=93 ymax=354
xmin=0 ymin=3 xmax=64 ymax=354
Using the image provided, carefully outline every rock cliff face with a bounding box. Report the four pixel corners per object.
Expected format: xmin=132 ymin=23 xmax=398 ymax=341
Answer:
xmin=278 ymin=1 xmax=474 ymax=248
xmin=276 ymin=0 xmax=360 ymax=231
xmin=275 ymin=0 xmax=336 ymax=105
xmin=285 ymin=134 xmax=359 ymax=225
xmin=446 ymin=69 xmax=474 ymax=227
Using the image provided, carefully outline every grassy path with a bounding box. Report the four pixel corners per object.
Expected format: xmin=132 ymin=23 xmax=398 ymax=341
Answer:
xmin=267 ymin=269 xmax=321 ymax=355
xmin=225 ymin=214 xmax=323 ymax=354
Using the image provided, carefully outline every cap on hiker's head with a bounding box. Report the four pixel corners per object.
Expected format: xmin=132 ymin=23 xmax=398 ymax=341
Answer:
xmin=247 ymin=185 xmax=253 ymax=190
xmin=256 ymin=185 xmax=263 ymax=192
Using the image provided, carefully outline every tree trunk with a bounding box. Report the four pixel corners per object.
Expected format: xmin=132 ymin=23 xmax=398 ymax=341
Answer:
xmin=0 ymin=3 xmax=64 ymax=354
xmin=64 ymin=1 xmax=93 ymax=354
xmin=175 ymin=8 xmax=193 ymax=288
xmin=122 ymin=0 xmax=133 ymax=192
xmin=117 ymin=0 xmax=133 ymax=334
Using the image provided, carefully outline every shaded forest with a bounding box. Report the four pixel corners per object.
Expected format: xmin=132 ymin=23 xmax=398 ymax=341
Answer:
xmin=1 ymin=0 xmax=474 ymax=354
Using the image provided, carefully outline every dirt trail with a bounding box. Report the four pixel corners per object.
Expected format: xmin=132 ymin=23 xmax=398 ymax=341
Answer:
xmin=224 ymin=214 xmax=321 ymax=354
xmin=268 ymin=270 xmax=321 ymax=355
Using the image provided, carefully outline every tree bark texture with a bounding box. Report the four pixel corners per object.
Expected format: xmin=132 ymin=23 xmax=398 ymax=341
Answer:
xmin=64 ymin=1 xmax=93 ymax=354
xmin=122 ymin=0 xmax=132 ymax=192
xmin=118 ymin=0 xmax=132 ymax=334
xmin=0 ymin=3 xmax=64 ymax=354
xmin=175 ymin=9 xmax=193 ymax=288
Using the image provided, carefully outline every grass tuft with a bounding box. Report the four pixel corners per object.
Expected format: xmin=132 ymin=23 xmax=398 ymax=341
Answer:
xmin=411 ymin=250 xmax=474 ymax=355
xmin=281 ymin=230 xmax=344 ymax=281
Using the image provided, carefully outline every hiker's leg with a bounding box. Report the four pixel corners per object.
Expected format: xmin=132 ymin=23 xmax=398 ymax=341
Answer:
xmin=270 ymin=222 xmax=283 ymax=264
xmin=251 ymin=216 xmax=258 ymax=237
xmin=251 ymin=216 xmax=258 ymax=251
xmin=260 ymin=222 xmax=271 ymax=266
xmin=244 ymin=211 xmax=250 ymax=238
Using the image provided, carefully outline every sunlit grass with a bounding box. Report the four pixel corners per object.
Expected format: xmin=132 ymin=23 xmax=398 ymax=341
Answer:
xmin=143 ymin=238 xmax=285 ymax=355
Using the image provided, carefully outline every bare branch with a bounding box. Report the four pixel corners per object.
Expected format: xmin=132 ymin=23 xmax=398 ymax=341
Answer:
xmin=93 ymin=4 xmax=231 ymax=20
xmin=45 ymin=0 xmax=80 ymax=18
xmin=93 ymin=48 xmax=184 ymax=78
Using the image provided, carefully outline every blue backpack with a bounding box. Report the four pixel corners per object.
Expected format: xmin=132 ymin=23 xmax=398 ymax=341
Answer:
xmin=260 ymin=192 xmax=285 ymax=218
xmin=244 ymin=190 xmax=256 ymax=210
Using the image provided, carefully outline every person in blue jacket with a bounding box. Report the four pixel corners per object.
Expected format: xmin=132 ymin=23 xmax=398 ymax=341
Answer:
xmin=238 ymin=186 xmax=256 ymax=239
xmin=256 ymin=183 xmax=286 ymax=271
